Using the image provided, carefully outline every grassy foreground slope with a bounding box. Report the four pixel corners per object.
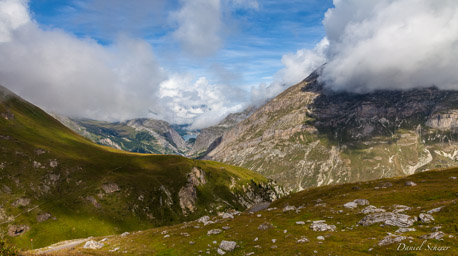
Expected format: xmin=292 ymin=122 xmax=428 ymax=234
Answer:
xmin=0 ymin=85 xmax=281 ymax=249
xmin=36 ymin=167 xmax=458 ymax=256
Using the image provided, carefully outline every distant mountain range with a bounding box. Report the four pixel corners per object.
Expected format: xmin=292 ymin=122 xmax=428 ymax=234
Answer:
xmin=54 ymin=71 xmax=458 ymax=193
xmin=53 ymin=106 xmax=256 ymax=158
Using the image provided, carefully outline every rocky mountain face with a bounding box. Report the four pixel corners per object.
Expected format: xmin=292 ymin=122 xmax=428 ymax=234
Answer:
xmin=206 ymin=71 xmax=458 ymax=191
xmin=187 ymin=106 xmax=257 ymax=158
xmin=0 ymin=85 xmax=284 ymax=249
xmin=53 ymin=116 xmax=190 ymax=155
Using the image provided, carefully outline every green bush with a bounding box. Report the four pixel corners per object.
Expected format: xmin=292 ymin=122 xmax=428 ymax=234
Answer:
xmin=0 ymin=239 xmax=19 ymax=256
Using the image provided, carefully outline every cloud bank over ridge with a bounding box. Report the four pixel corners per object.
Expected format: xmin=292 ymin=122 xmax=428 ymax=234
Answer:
xmin=0 ymin=0 xmax=247 ymax=129
xmin=320 ymin=0 xmax=458 ymax=92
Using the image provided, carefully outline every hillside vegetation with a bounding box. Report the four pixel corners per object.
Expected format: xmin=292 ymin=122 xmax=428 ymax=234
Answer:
xmin=0 ymin=85 xmax=282 ymax=250
xmin=29 ymin=167 xmax=457 ymax=255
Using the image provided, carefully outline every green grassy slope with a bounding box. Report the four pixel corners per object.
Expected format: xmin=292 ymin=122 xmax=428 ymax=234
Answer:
xmin=37 ymin=167 xmax=458 ymax=256
xmin=0 ymin=85 xmax=280 ymax=249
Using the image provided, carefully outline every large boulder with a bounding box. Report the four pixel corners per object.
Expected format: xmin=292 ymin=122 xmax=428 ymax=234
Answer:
xmin=219 ymin=240 xmax=237 ymax=252
xmin=309 ymin=220 xmax=336 ymax=232
xmin=83 ymin=240 xmax=104 ymax=249
xmin=358 ymin=212 xmax=416 ymax=227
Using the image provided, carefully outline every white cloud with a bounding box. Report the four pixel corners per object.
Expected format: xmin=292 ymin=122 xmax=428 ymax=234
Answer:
xmin=0 ymin=0 xmax=246 ymax=128
xmin=0 ymin=0 xmax=29 ymax=42
xmin=320 ymin=0 xmax=458 ymax=92
xmin=276 ymin=37 xmax=329 ymax=86
xmin=171 ymin=0 xmax=223 ymax=58
xmin=249 ymin=38 xmax=328 ymax=106
xmin=157 ymin=74 xmax=246 ymax=129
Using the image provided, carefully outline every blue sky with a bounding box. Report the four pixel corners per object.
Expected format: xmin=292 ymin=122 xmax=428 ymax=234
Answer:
xmin=2 ymin=0 xmax=456 ymax=128
xmin=29 ymin=0 xmax=332 ymax=87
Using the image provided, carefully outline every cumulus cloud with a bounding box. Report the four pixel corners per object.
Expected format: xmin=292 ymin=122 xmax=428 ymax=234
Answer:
xmin=158 ymin=74 xmax=246 ymax=129
xmin=171 ymin=0 xmax=223 ymax=58
xmin=320 ymin=0 xmax=458 ymax=92
xmin=276 ymin=37 xmax=329 ymax=86
xmin=0 ymin=0 xmax=29 ymax=41
xmin=250 ymin=38 xmax=328 ymax=106
xmin=0 ymin=0 xmax=245 ymax=128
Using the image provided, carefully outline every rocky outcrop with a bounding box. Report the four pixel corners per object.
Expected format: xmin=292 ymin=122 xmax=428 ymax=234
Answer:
xmin=206 ymin=71 xmax=458 ymax=190
xmin=309 ymin=220 xmax=336 ymax=232
xmin=359 ymin=212 xmax=416 ymax=227
xmin=8 ymin=224 xmax=29 ymax=237
xmin=101 ymin=183 xmax=120 ymax=194
xmin=83 ymin=240 xmax=104 ymax=249
xmin=178 ymin=167 xmax=207 ymax=215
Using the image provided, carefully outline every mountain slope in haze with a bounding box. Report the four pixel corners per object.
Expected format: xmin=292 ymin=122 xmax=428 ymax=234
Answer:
xmin=187 ymin=106 xmax=257 ymax=158
xmin=0 ymin=85 xmax=283 ymax=249
xmin=53 ymin=115 xmax=190 ymax=155
xmin=206 ymin=71 xmax=458 ymax=191
xmin=31 ymin=167 xmax=458 ymax=255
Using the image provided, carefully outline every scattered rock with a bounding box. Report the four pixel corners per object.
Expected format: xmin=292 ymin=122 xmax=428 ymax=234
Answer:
xmin=101 ymin=183 xmax=120 ymax=194
xmin=83 ymin=240 xmax=104 ymax=249
xmin=109 ymin=247 xmax=120 ymax=252
xmin=49 ymin=160 xmax=58 ymax=168
xmin=36 ymin=213 xmax=52 ymax=222
xmin=272 ymin=239 xmax=276 ymax=243
xmin=296 ymin=221 xmax=305 ymax=225
xmin=100 ymin=238 xmax=108 ymax=242
xmin=247 ymin=202 xmax=271 ymax=213
xmin=392 ymin=205 xmax=411 ymax=213
xmin=353 ymin=199 xmax=370 ymax=206
xmin=7 ymin=225 xmax=29 ymax=237
xmin=222 ymin=226 xmax=231 ymax=230
xmin=283 ymin=205 xmax=296 ymax=212
xmin=120 ymin=232 xmax=130 ymax=237
xmin=378 ymin=233 xmax=407 ymax=246
xmin=310 ymin=220 xmax=336 ymax=232
xmin=431 ymin=226 xmax=441 ymax=232
xmin=13 ymin=198 xmax=30 ymax=207
xmin=405 ymin=181 xmax=417 ymax=186
xmin=420 ymin=231 xmax=444 ymax=240
xmin=197 ymin=216 xmax=214 ymax=226
xmin=361 ymin=205 xmax=385 ymax=214
xmin=395 ymin=228 xmax=416 ymax=233
xmin=418 ymin=213 xmax=434 ymax=223
xmin=343 ymin=202 xmax=358 ymax=209
xmin=217 ymin=248 xmax=226 ymax=255
xmin=358 ymin=212 xmax=416 ymax=227
xmin=207 ymin=229 xmax=222 ymax=235
xmin=86 ymin=196 xmax=101 ymax=208
xmin=450 ymin=176 xmax=457 ymax=180
xmin=379 ymin=182 xmax=393 ymax=188
xmin=222 ymin=212 xmax=234 ymax=219
xmin=297 ymin=236 xmax=309 ymax=243
xmin=317 ymin=236 xmax=325 ymax=240
xmin=258 ymin=222 xmax=273 ymax=230
xmin=427 ymin=207 xmax=443 ymax=214
xmin=219 ymin=240 xmax=237 ymax=252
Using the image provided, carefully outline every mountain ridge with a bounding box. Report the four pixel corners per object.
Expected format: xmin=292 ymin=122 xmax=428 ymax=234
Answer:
xmin=205 ymin=71 xmax=458 ymax=191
